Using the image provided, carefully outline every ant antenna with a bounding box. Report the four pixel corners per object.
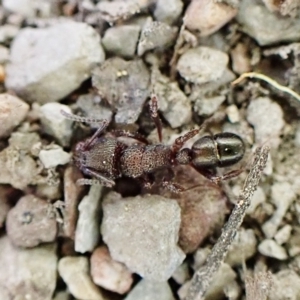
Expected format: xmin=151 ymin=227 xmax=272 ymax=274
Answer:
xmin=60 ymin=110 xmax=107 ymax=125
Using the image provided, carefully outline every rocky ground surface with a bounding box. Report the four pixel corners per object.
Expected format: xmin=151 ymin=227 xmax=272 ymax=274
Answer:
xmin=1 ymin=0 xmax=300 ymax=299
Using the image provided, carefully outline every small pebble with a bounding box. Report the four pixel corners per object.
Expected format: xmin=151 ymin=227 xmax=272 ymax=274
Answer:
xmin=275 ymin=224 xmax=292 ymax=245
xmin=154 ymin=0 xmax=183 ymax=25
xmin=177 ymin=46 xmax=229 ymax=84
xmin=247 ymin=97 xmax=284 ymax=148
xmin=152 ymin=68 xmax=191 ymax=128
xmin=39 ymin=146 xmax=70 ymax=169
xmin=194 ymin=95 xmax=226 ymax=116
xmin=269 ymin=270 xmax=300 ymax=300
xmin=91 ymin=246 xmax=133 ymax=294
xmin=102 ymin=25 xmax=140 ymax=58
xmin=63 ymin=166 xmax=85 ymax=239
xmin=0 ymin=236 xmax=57 ymax=300
xmin=101 ymin=192 xmax=185 ymax=281
xmin=258 ymin=239 xmax=288 ymax=260
xmin=226 ymin=229 xmax=257 ymax=266
xmin=237 ymin=0 xmax=300 ymax=46
xmin=75 ymin=184 xmax=103 ymax=253
xmin=137 ymin=19 xmax=177 ymax=56
xmin=262 ymin=181 xmax=295 ymax=238
xmin=184 ymin=0 xmax=237 ymax=36
xmin=6 ymin=195 xmax=57 ymax=248
xmin=125 ymin=280 xmax=175 ymax=300
xmin=0 ymin=93 xmax=29 ymax=138
xmin=58 ymin=256 xmax=104 ymax=300
xmin=6 ymin=21 xmax=105 ymax=103
xmin=230 ymin=42 xmax=251 ymax=75
xmin=226 ymin=105 xmax=240 ymax=123
xmin=40 ymin=103 xmax=73 ymax=147
xmin=172 ymin=262 xmax=190 ymax=285
xmin=92 ymin=57 xmax=150 ymax=124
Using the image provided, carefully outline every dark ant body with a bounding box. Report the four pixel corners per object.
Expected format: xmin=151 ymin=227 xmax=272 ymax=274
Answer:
xmin=62 ymin=96 xmax=245 ymax=192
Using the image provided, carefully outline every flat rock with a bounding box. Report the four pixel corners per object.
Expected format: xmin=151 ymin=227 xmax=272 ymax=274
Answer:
xmin=0 ymin=93 xmax=29 ymax=138
xmin=269 ymin=270 xmax=300 ymax=300
xmin=91 ymin=246 xmax=133 ymax=294
xmin=184 ymin=0 xmax=237 ymax=36
xmin=102 ymin=25 xmax=140 ymax=58
xmin=6 ymin=195 xmax=57 ymax=247
xmin=177 ymin=46 xmax=229 ymax=84
xmin=125 ymin=280 xmax=175 ymax=300
xmin=237 ymin=0 xmax=300 ymax=46
xmin=258 ymin=239 xmax=288 ymax=260
xmin=247 ymin=97 xmax=284 ymax=149
xmin=58 ymin=256 xmax=104 ymax=300
xmin=0 ymin=145 xmax=40 ymax=190
xmin=101 ymin=192 xmax=185 ymax=281
xmin=0 ymin=236 xmax=57 ymax=300
xmin=39 ymin=146 xmax=70 ymax=169
xmin=154 ymin=0 xmax=183 ymax=25
xmin=152 ymin=68 xmax=192 ymax=128
xmin=92 ymin=57 xmax=150 ymax=124
xmin=137 ymin=19 xmax=177 ymax=56
xmin=40 ymin=103 xmax=73 ymax=147
xmin=226 ymin=229 xmax=257 ymax=266
xmin=75 ymin=184 xmax=103 ymax=253
xmin=5 ymin=21 xmax=105 ymax=103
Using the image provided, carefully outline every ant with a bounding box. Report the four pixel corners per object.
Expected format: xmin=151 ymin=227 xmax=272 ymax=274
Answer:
xmin=61 ymin=95 xmax=245 ymax=193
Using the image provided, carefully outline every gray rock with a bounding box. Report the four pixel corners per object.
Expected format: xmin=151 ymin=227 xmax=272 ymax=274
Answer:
xmin=102 ymin=25 xmax=140 ymax=58
xmin=0 ymin=93 xmax=29 ymax=138
xmin=237 ymin=0 xmax=300 ymax=46
xmin=58 ymin=256 xmax=104 ymax=300
xmin=91 ymin=246 xmax=133 ymax=294
xmin=137 ymin=19 xmax=177 ymax=56
xmin=0 ymin=236 xmax=57 ymax=300
xmin=274 ymin=224 xmax=292 ymax=245
xmin=269 ymin=270 xmax=300 ymax=300
xmin=0 ymin=45 xmax=9 ymax=63
xmin=101 ymin=192 xmax=185 ymax=281
xmin=194 ymin=95 xmax=225 ymax=116
xmin=125 ymin=280 xmax=175 ymax=300
xmin=226 ymin=229 xmax=257 ymax=266
xmin=76 ymin=93 xmax=113 ymax=130
xmin=247 ymin=97 xmax=284 ymax=149
xmin=75 ymin=185 xmax=103 ymax=253
xmin=258 ymin=239 xmax=288 ymax=260
xmin=0 ymin=145 xmax=40 ymax=190
xmin=6 ymin=21 xmax=105 ymax=104
xmin=177 ymin=46 xmax=229 ymax=84
xmin=184 ymin=0 xmax=237 ymax=36
xmin=0 ymin=24 xmax=19 ymax=43
xmin=39 ymin=146 xmax=70 ymax=169
xmin=154 ymin=0 xmax=183 ymax=25
xmin=152 ymin=68 xmax=192 ymax=128
xmin=6 ymin=195 xmax=58 ymax=248
xmin=262 ymin=181 xmax=295 ymax=238
xmin=3 ymin=0 xmax=55 ymax=18
xmin=92 ymin=57 xmax=150 ymax=124
xmin=40 ymin=103 xmax=73 ymax=147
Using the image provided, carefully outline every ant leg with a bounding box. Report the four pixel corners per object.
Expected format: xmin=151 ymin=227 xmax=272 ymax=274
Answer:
xmin=111 ymin=130 xmax=149 ymax=144
xmin=193 ymin=166 xmax=243 ymax=184
xmin=82 ymin=120 xmax=109 ymax=150
xmin=149 ymin=94 xmax=163 ymax=142
xmin=79 ymin=167 xmax=115 ymax=187
xmin=138 ymin=174 xmax=155 ymax=190
xmin=171 ymin=129 xmax=200 ymax=153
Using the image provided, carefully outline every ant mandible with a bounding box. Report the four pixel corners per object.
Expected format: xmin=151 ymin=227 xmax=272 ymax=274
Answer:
xmin=61 ymin=95 xmax=245 ymax=193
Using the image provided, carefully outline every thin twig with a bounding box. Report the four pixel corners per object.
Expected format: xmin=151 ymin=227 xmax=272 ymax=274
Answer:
xmin=231 ymin=72 xmax=300 ymax=103
xmin=186 ymin=145 xmax=270 ymax=300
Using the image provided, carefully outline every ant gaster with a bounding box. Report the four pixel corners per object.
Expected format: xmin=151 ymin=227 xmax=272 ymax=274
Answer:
xmin=61 ymin=95 xmax=245 ymax=193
